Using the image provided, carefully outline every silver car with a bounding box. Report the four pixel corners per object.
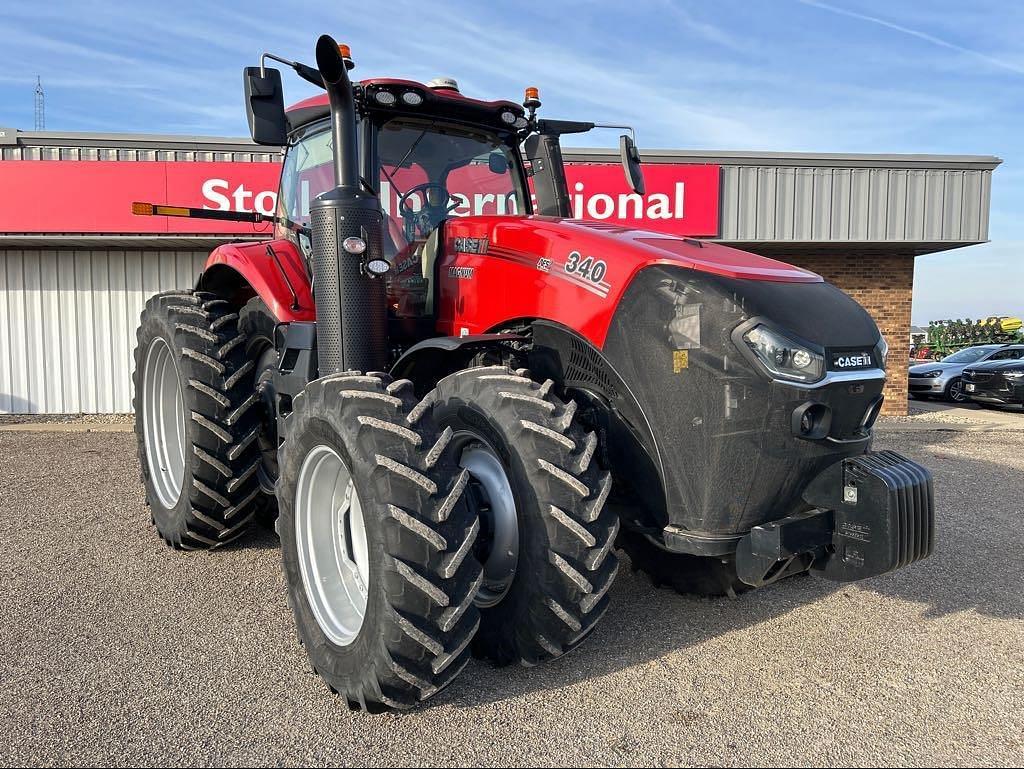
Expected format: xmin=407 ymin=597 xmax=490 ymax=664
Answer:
xmin=909 ymin=344 xmax=1024 ymax=402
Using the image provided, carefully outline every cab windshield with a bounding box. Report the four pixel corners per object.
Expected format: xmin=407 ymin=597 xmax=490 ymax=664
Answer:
xmin=276 ymin=118 xmax=527 ymax=252
xmin=378 ymin=118 xmax=526 ymax=246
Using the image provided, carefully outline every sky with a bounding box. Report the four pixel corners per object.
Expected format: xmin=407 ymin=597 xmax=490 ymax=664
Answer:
xmin=0 ymin=0 xmax=1019 ymax=325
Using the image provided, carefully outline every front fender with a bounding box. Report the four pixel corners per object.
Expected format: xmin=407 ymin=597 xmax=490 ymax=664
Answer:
xmin=200 ymin=239 xmax=314 ymax=323
xmin=390 ymin=334 xmax=525 ymax=392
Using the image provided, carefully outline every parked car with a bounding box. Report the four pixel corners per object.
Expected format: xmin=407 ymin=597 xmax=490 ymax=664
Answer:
xmin=908 ymin=344 xmax=1024 ymax=402
xmin=962 ymin=352 xmax=1024 ymax=408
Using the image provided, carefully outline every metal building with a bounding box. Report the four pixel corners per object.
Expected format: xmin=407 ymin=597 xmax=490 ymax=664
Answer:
xmin=0 ymin=130 xmax=1000 ymax=415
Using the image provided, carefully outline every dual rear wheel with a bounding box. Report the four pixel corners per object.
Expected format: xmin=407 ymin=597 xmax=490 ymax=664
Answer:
xmin=275 ymin=366 xmax=619 ymax=708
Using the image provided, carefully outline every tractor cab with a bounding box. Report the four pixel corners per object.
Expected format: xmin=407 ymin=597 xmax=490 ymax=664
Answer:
xmin=244 ymin=49 xmax=644 ymax=325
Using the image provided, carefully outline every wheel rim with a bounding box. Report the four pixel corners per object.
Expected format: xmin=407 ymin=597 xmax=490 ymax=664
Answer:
xmin=455 ymin=433 xmax=519 ymax=608
xmin=142 ymin=337 xmax=187 ymax=509
xmin=950 ymin=379 xmax=965 ymax=401
xmin=294 ymin=445 xmax=370 ymax=646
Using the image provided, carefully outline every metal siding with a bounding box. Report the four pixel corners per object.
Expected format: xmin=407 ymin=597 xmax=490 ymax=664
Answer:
xmin=923 ymin=171 xmax=945 ymax=240
xmin=905 ymin=170 xmax=926 ymax=240
xmin=756 ymin=167 xmax=777 ymax=240
xmin=830 ymin=169 xmax=851 ymax=241
xmin=792 ymin=168 xmax=814 ymax=240
xmin=942 ymin=171 xmax=964 ymax=240
xmin=961 ymin=170 xmax=983 ymax=242
xmin=867 ymin=169 xmax=889 ymax=241
xmin=775 ymin=168 xmax=795 ymax=240
xmin=0 ymin=249 xmax=208 ymax=414
xmin=710 ymin=163 xmax=991 ymax=244
xmin=979 ymin=171 xmax=992 ymax=239
xmin=718 ymin=166 xmax=740 ymax=240
xmin=886 ymin=169 xmax=908 ymax=240
xmin=737 ymin=166 xmax=759 ymax=240
xmin=849 ymin=168 xmax=870 ymax=240
xmin=811 ymin=169 xmax=833 ymax=240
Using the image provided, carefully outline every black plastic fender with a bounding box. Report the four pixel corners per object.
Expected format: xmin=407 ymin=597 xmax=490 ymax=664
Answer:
xmin=390 ymin=333 xmax=526 ymax=393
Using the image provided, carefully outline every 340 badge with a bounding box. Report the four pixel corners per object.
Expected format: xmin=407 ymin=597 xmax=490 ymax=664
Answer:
xmin=561 ymin=250 xmax=611 ymax=298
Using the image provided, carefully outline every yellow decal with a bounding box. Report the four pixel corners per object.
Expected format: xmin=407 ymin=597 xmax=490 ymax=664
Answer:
xmin=673 ymin=350 xmax=689 ymax=372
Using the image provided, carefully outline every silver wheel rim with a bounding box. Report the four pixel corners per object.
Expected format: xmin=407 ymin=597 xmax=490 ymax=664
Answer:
xmin=950 ymin=379 xmax=964 ymax=401
xmin=142 ymin=337 xmax=187 ymax=509
xmin=456 ymin=435 xmax=519 ymax=608
xmin=294 ymin=445 xmax=370 ymax=646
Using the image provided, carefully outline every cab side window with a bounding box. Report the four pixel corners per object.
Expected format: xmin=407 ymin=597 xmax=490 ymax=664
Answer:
xmin=276 ymin=125 xmax=335 ymax=250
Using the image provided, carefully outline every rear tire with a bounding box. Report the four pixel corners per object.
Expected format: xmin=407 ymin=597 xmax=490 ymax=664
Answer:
xmin=430 ymin=366 xmax=619 ymax=667
xmin=238 ymin=297 xmax=281 ymax=526
xmin=132 ymin=290 xmax=263 ymax=549
xmin=276 ymin=372 xmax=483 ymax=710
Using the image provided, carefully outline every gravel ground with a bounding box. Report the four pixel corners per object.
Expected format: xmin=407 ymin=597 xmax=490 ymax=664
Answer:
xmin=1 ymin=425 xmax=1022 ymax=767
xmin=0 ymin=413 xmax=135 ymax=426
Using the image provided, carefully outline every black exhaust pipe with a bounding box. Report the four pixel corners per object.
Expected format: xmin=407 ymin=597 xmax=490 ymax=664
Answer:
xmin=315 ymin=35 xmax=359 ymax=190
xmin=308 ymin=34 xmax=387 ymax=377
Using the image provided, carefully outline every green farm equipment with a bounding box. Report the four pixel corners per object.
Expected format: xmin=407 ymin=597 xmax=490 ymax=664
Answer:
xmin=917 ymin=316 xmax=1023 ymax=360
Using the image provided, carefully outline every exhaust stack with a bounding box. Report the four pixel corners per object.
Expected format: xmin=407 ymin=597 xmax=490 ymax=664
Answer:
xmin=315 ymin=35 xmax=359 ymax=190
xmin=308 ymin=35 xmax=387 ymax=377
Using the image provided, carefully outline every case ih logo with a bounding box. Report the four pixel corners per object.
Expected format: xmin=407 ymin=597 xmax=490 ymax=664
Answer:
xmin=452 ymin=237 xmax=489 ymax=254
xmin=832 ymin=352 xmax=874 ymax=369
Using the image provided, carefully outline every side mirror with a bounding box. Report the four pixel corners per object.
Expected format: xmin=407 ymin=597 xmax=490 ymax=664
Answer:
xmin=243 ymin=66 xmax=288 ymax=146
xmin=620 ymin=134 xmax=645 ymax=195
xmin=488 ymin=152 xmax=509 ymax=174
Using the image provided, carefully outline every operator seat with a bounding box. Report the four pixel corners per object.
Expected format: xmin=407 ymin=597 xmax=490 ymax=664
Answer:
xmin=385 ymin=215 xmax=409 ymax=259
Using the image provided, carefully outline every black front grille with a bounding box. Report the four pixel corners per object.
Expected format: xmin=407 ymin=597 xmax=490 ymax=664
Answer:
xmin=963 ymin=369 xmax=992 ymax=382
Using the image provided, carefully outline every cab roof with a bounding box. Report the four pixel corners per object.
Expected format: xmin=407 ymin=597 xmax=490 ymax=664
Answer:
xmin=286 ymin=78 xmax=525 ymax=135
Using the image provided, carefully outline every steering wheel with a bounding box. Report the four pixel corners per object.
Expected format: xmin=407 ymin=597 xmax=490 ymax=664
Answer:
xmin=398 ymin=182 xmax=460 ymax=240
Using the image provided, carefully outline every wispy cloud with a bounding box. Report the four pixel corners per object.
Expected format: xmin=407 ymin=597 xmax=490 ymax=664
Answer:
xmin=798 ymin=0 xmax=1024 ymax=75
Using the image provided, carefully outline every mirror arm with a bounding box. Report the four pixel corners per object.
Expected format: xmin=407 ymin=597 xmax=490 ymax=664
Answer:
xmin=592 ymin=122 xmax=637 ymax=143
xmin=260 ymin=52 xmax=325 ymax=90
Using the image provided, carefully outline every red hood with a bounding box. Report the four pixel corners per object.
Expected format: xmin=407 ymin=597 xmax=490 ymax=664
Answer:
xmin=437 ymin=215 xmax=820 ymax=346
xmin=452 ymin=215 xmax=821 ymax=283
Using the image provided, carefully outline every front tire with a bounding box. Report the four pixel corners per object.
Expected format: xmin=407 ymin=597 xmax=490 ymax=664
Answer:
xmin=430 ymin=366 xmax=619 ymax=667
xmin=133 ymin=290 xmax=263 ymax=548
xmin=276 ymin=373 xmax=483 ymax=710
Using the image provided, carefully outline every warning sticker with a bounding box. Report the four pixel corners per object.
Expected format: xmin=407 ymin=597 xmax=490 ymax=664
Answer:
xmin=673 ymin=350 xmax=689 ymax=372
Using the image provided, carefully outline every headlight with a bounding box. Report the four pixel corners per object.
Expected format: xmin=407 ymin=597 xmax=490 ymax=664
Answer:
xmin=876 ymin=333 xmax=889 ymax=366
xmin=741 ymin=324 xmax=824 ymax=383
xmin=401 ymin=91 xmax=423 ymax=106
xmin=365 ymin=258 xmax=391 ymax=276
xmin=917 ymin=370 xmax=942 ymax=378
xmin=342 ymin=236 xmax=366 ymax=255
xmin=1004 ymin=370 xmax=1024 ymax=378
xmin=500 ymin=110 xmax=517 ymax=125
xmin=373 ymin=90 xmax=396 ymax=106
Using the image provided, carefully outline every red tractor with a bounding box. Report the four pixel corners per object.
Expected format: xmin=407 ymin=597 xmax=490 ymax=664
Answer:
xmin=133 ymin=36 xmax=934 ymax=711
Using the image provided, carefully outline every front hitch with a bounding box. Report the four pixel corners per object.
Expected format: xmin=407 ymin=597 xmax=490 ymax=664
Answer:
xmin=735 ymin=450 xmax=935 ymax=587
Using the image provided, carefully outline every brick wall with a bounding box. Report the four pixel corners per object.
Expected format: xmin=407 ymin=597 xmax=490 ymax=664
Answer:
xmin=787 ymin=253 xmax=915 ymax=416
